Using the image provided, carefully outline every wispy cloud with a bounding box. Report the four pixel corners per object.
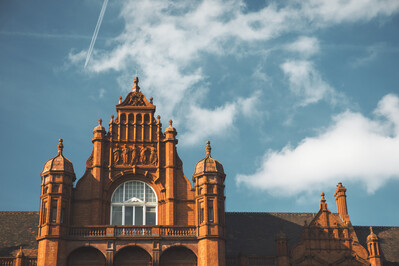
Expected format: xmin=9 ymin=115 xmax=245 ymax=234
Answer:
xmin=237 ymin=94 xmax=399 ymax=197
xmin=285 ymin=36 xmax=320 ymax=58
xmin=0 ymin=31 xmax=92 ymax=40
xmin=351 ymin=43 xmax=385 ymax=68
xmin=68 ymin=0 xmax=399 ymax=144
xmin=281 ymin=60 xmax=336 ymax=106
xmin=180 ymin=91 xmax=261 ymax=146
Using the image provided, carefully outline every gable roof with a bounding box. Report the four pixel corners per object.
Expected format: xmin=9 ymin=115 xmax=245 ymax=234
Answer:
xmin=0 ymin=211 xmax=39 ymax=257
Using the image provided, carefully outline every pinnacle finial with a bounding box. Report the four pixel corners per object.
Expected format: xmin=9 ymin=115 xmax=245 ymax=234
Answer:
xmin=58 ymin=139 xmax=64 ymax=154
xmin=320 ymin=192 xmax=326 ymax=202
xmin=17 ymin=246 xmax=24 ymax=257
xmin=150 ymin=97 xmax=153 ymax=104
xmin=119 ymin=96 xmax=122 ymax=104
xmin=133 ymin=76 xmax=140 ymax=92
xmin=110 ymin=115 xmax=114 ymax=123
xmin=98 ymin=118 xmax=102 ymax=126
xmin=370 ymin=226 xmax=374 ymax=234
xmin=169 ymin=120 xmax=173 ymax=127
xmin=206 ymin=140 xmax=211 ymax=156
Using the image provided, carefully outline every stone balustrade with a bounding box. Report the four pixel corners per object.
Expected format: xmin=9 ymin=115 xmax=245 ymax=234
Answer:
xmin=68 ymin=225 xmax=197 ymax=238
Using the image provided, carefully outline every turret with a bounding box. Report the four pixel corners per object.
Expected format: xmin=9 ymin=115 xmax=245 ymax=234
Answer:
xmin=193 ymin=141 xmax=226 ymax=266
xmin=38 ymin=139 xmax=75 ymax=266
xmin=367 ymin=227 xmax=382 ymax=266
xmin=334 ymin=182 xmax=350 ymax=224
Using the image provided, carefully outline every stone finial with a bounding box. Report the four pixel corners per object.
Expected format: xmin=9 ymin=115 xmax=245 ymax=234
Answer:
xmin=206 ymin=140 xmax=211 ymax=157
xmin=133 ymin=76 xmax=140 ymax=92
xmin=119 ymin=96 xmax=122 ymax=104
xmin=157 ymin=115 xmax=161 ymax=121
xmin=58 ymin=139 xmax=64 ymax=154
xmin=17 ymin=246 xmax=24 ymax=258
xmin=150 ymin=97 xmax=153 ymax=104
xmin=98 ymin=118 xmax=102 ymax=126
xmin=110 ymin=115 xmax=114 ymax=123
xmin=169 ymin=120 xmax=173 ymax=127
xmin=367 ymin=226 xmax=378 ymax=241
xmin=320 ymin=192 xmax=326 ymax=203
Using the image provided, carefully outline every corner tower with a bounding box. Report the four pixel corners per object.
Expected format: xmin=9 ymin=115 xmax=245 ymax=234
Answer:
xmin=37 ymin=139 xmax=75 ymax=266
xmin=193 ymin=141 xmax=226 ymax=266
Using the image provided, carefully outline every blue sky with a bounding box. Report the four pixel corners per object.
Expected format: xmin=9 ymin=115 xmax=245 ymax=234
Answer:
xmin=1 ymin=0 xmax=399 ymax=226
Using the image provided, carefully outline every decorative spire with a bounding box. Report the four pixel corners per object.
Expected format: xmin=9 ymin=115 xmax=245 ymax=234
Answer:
xmin=110 ymin=114 xmax=114 ymax=123
xmin=367 ymin=226 xmax=378 ymax=241
xmin=320 ymin=192 xmax=326 ymax=203
xmin=57 ymin=139 xmax=64 ymax=155
xmin=169 ymin=120 xmax=173 ymax=127
xmin=119 ymin=96 xmax=122 ymax=104
xmin=150 ymin=97 xmax=153 ymax=104
xmin=133 ymin=76 xmax=140 ymax=92
xmin=206 ymin=140 xmax=211 ymax=157
xmin=98 ymin=118 xmax=102 ymax=126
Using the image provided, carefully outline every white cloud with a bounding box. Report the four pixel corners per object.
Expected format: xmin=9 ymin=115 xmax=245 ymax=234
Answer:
xmin=180 ymin=91 xmax=261 ymax=146
xmin=69 ymin=0 xmax=399 ymax=140
xmin=281 ymin=60 xmax=336 ymax=106
xmin=285 ymin=36 xmax=320 ymax=57
xmin=237 ymin=94 xmax=399 ymax=196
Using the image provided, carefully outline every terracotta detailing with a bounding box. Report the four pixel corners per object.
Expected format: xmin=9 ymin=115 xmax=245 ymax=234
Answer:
xmin=38 ymin=139 xmax=75 ymax=266
xmin=334 ymin=182 xmax=350 ymax=224
xmin=367 ymin=227 xmax=382 ymax=266
xmin=193 ymin=141 xmax=226 ymax=266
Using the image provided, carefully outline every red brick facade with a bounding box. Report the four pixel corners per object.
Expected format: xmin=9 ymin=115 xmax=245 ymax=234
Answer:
xmin=1 ymin=77 xmax=398 ymax=266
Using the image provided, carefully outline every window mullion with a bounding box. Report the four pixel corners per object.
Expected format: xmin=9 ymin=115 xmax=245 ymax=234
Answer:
xmin=143 ymin=205 xmax=146 ymax=225
xmin=133 ymin=206 xmax=135 ymax=225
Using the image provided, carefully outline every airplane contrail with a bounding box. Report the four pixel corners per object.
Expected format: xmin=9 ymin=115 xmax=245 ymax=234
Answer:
xmin=84 ymin=0 xmax=109 ymax=68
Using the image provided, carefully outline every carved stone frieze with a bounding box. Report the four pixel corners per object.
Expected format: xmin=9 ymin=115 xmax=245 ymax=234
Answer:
xmin=113 ymin=143 xmax=158 ymax=167
xmin=124 ymin=92 xmax=145 ymax=106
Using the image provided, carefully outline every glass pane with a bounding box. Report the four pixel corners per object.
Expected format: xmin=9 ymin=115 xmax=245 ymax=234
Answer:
xmin=112 ymin=206 xmax=122 ymax=225
xmin=135 ymin=206 xmax=143 ymax=225
xmin=146 ymin=207 xmax=156 ymax=225
xmin=112 ymin=186 xmax=124 ymax=203
xmin=208 ymin=207 xmax=214 ymax=223
xmin=125 ymin=206 xmax=133 ymax=225
xmin=134 ymin=182 xmax=144 ymax=201
xmin=124 ymin=182 xmax=133 ymax=201
xmin=145 ymin=185 xmax=156 ymax=202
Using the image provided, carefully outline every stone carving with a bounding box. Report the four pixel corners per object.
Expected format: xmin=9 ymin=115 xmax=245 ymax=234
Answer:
xmin=113 ymin=144 xmax=157 ymax=167
xmin=126 ymin=92 xmax=145 ymax=106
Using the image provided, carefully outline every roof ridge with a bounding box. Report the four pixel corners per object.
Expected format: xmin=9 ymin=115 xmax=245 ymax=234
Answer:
xmin=0 ymin=211 xmax=39 ymax=213
xmin=226 ymin=211 xmax=316 ymax=215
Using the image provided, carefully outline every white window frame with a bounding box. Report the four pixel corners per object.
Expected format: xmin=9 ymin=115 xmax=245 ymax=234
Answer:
xmin=110 ymin=180 xmax=157 ymax=225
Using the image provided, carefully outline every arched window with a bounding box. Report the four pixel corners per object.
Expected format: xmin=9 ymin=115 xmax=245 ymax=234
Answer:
xmin=111 ymin=181 xmax=157 ymax=225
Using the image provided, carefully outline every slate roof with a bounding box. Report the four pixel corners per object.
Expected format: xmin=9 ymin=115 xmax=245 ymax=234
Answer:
xmin=354 ymin=225 xmax=399 ymax=265
xmin=225 ymin=212 xmax=316 ymax=257
xmin=0 ymin=211 xmax=398 ymax=264
xmin=0 ymin=211 xmax=39 ymax=257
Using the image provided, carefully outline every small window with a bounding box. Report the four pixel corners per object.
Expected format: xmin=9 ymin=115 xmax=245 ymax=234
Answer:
xmin=200 ymin=207 xmax=204 ymax=223
xmin=51 ymin=206 xmax=57 ymax=223
xmin=208 ymin=206 xmax=214 ymax=223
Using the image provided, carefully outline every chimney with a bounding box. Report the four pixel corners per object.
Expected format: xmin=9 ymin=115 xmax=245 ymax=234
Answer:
xmin=334 ymin=182 xmax=350 ymax=224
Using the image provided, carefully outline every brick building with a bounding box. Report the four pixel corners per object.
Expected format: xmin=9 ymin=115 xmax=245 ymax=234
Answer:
xmin=0 ymin=77 xmax=398 ymax=266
